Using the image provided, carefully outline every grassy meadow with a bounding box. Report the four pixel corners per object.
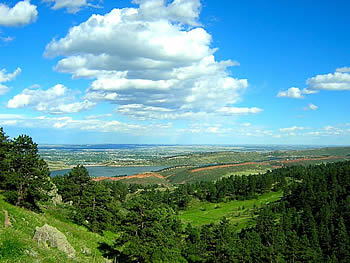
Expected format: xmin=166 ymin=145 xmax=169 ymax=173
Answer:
xmin=178 ymin=191 xmax=283 ymax=228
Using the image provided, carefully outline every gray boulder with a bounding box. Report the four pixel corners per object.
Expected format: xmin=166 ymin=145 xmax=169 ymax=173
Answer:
xmin=47 ymin=183 xmax=63 ymax=205
xmin=33 ymin=224 xmax=75 ymax=258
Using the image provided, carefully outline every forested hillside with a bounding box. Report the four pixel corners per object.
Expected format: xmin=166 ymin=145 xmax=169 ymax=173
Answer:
xmin=1 ymin=127 xmax=350 ymax=262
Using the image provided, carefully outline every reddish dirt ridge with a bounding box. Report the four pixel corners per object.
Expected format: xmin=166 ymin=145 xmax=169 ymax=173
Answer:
xmin=92 ymin=172 xmax=164 ymax=182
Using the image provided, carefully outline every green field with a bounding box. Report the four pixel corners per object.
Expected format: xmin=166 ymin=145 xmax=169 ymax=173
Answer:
xmin=281 ymin=157 xmax=349 ymax=167
xmin=278 ymin=147 xmax=350 ymax=157
xmin=45 ymin=146 xmax=350 ymax=187
xmin=0 ymin=194 xmax=115 ymax=262
xmin=154 ymin=151 xmax=266 ymax=166
xmin=178 ymin=191 xmax=283 ymax=228
xmin=161 ymin=164 xmax=272 ymax=184
xmin=45 ymin=160 xmax=72 ymax=171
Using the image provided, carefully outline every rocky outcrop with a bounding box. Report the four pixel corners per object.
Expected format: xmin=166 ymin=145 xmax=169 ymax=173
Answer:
xmin=47 ymin=183 xmax=63 ymax=205
xmin=33 ymin=224 xmax=75 ymax=258
xmin=4 ymin=210 xmax=12 ymax=228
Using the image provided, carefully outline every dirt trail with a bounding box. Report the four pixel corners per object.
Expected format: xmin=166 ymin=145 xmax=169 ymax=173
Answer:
xmin=92 ymin=172 xmax=164 ymax=182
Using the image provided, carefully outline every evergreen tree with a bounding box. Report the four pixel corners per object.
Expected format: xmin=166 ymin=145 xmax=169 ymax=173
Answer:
xmin=3 ymin=134 xmax=52 ymax=210
xmin=0 ymin=127 xmax=9 ymax=186
xmin=333 ymin=217 xmax=350 ymax=262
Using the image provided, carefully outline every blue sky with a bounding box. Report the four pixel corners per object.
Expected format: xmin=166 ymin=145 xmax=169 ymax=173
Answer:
xmin=0 ymin=0 xmax=349 ymax=145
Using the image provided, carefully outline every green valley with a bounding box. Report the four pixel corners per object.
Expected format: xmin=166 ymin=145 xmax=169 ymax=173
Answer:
xmin=1 ymin=127 xmax=350 ymax=262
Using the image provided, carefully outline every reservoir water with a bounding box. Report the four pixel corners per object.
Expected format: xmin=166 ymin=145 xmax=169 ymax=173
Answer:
xmin=50 ymin=166 xmax=168 ymax=177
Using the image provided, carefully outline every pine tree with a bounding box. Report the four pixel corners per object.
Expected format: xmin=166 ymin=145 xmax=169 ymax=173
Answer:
xmin=0 ymin=127 xmax=9 ymax=187
xmin=333 ymin=217 xmax=350 ymax=262
xmin=4 ymin=134 xmax=52 ymax=210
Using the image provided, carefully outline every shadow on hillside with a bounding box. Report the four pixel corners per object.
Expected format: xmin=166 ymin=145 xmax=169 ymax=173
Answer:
xmin=98 ymin=242 xmax=129 ymax=263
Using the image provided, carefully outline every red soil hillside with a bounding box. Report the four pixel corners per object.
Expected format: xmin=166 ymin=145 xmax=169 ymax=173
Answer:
xmin=92 ymin=172 xmax=164 ymax=182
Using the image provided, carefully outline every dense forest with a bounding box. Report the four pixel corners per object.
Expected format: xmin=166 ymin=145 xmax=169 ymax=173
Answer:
xmin=1 ymin=127 xmax=350 ymax=262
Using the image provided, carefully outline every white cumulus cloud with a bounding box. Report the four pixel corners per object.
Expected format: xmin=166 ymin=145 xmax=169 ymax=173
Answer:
xmin=7 ymin=84 xmax=95 ymax=114
xmin=279 ymin=126 xmax=306 ymax=132
xmin=0 ymin=1 xmax=38 ymax=27
xmin=336 ymin=67 xmax=350 ymax=73
xmin=43 ymin=0 xmax=100 ymax=14
xmin=216 ymin=106 xmax=263 ymax=115
xmin=303 ymin=103 xmax=318 ymax=111
xmin=307 ymin=71 xmax=350 ymax=91
xmin=0 ymin=67 xmax=21 ymax=83
xmin=0 ymin=84 xmax=9 ymax=95
xmin=286 ymin=67 xmax=350 ymax=98
xmin=277 ymin=87 xmax=304 ymax=99
xmin=301 ymin=88 xmax=318 ymax=95
xmin=0 ymin=67 xmax=21 ymax=95
xmin=44 ymin=0 xmax=256 ymax=120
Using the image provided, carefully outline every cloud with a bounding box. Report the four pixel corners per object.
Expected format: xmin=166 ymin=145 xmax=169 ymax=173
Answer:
xmin=277 ymin=87 xmax=318 ymax=99
xmin=0 ymin=36 xmax=14 ymax=42
xmin=303 ymin=103 xmax=318 ymax=111
xmin=286 ymin=125 xmax=350 ymax=138
xmin=306 ymin=71 xmax=350 ymax=91
xmin=279 ymin=126 xmax=306 ymax=132
xmin=216 ymin=106 xmax=263 ymax=115
xmin=0 ymin=67 xmax=21 ymax=95
xmin=115 ymin=104 xmax=211 ymax=120
xmin=0 ymin=114 xmax=24 ymax=120
xmin=51 ymin=100 xmax=95 ymax=114
xmin=44 ymin=0 xmax=256 ymax=121
xmin=0 ymin=1 xmax=38 ymax=27
xmin=133 ymin=0 xmax=202 ymax=26
xmin=277 ymin=87 xmax=304 ymax=99
xmin=0 ymin=114 xmax=24 ymax=127
xmin=301 ymin=88 xmax=318 ymax=95
xmin=286 ymin=67 xmax=350 ymax=98
xmin=306 ymin=131 xmax=321 ymax=136
xmin=0 ymin=67 xmax=21 ymax=83
xmin=0 ymin=84 xmax=9 ymax=95
xmin=0 ymin=114 xmax=174 ymax=136
xmin=43 ymin=0 xmax=100 ymax=14
xmin=336 ymin=67 xmax=350 ymax=73
xmin=241 ymin=122 xmax=251 ymax=127
xmin=7 ymin=84 xmax=96 ymax=114
xmin=84 ymin=113 xmax=113 ymax=120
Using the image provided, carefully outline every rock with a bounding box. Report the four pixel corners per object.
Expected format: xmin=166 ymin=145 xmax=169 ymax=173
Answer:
xmin=80 ymin=246 xmax=91 ymax=255
xmin=25 ymin=248 xmax=38 ymax=257
xmin=48 ymin=183 xmax=63 ymax=205
xmin=33 ymin=224 xmax=75 ymax=258
xmin=4 ymin=210 xmax=12 ymax=228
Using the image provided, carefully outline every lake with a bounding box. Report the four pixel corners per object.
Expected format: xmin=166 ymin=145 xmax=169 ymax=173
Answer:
xmin=50 ymin=166 xmax=169 ymax=177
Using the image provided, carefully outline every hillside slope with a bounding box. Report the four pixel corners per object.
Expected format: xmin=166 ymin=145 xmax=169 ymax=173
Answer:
xmin=0 ymin=194 xmax=115 ymax=262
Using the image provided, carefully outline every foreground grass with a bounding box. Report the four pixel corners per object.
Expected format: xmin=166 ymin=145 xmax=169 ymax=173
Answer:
xmin=0 ymin=194 xmax=115 ymax=262
xmin=179 ymin=191 xmax=283 ymax=228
